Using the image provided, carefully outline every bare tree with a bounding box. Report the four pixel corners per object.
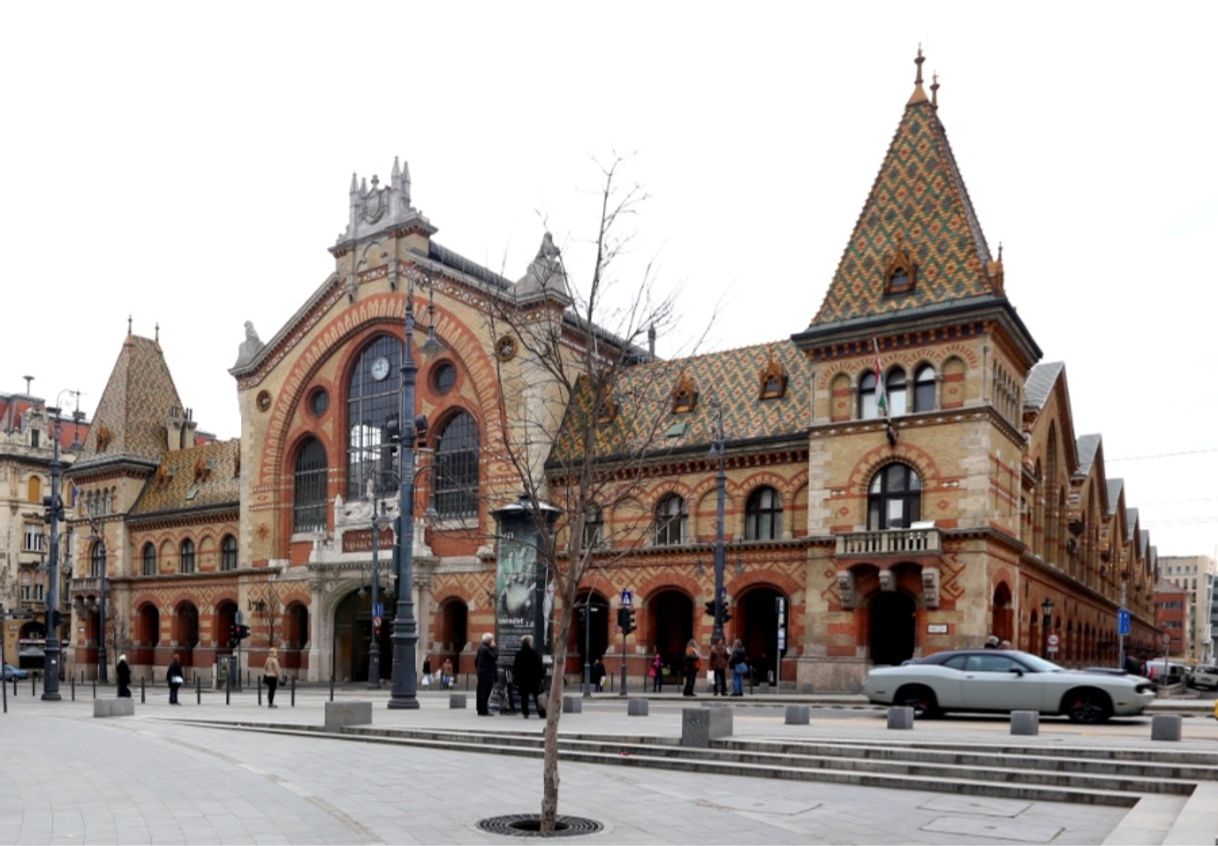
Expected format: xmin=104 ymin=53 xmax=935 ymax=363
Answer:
xmin=486 ymin=157 xmax=706 ymax=832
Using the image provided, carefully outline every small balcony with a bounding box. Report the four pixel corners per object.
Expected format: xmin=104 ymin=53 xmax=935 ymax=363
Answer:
xmin=70 ymin=576 xmax=105 ymax=594
xmin=835 ymin=527 xmax=942 ymax=557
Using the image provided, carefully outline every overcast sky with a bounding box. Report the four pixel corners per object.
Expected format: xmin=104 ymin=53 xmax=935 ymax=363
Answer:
xmin=3 ymin=2 xmax=1215 ymax=558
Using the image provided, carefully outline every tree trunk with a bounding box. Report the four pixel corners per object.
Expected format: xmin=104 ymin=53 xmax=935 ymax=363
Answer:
xmin=540 ymin=584 xmax=576 ymax=832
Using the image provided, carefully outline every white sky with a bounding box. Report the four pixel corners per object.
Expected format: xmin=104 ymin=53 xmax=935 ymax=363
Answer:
xmin=2 ymin=2 xmax=1215 ymax=558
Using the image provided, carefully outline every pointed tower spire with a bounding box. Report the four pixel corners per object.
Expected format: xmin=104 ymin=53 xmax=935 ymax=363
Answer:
xmin=930 ymin=71 xmax=940 ymax=108
xmin=907 ymin=44 xmax=929 ymax=106
xmin=401 ymin=159 xmax=411 ymax=206
xmin=155 ymin=322 xmax=160 ymax=343
xmin=349 ymin=172 xmax=358 ymax=194
xmin=127 ymin=315 xmax=133 ymax=335
xmin=391 ymin=155 xmax=401 ymax=189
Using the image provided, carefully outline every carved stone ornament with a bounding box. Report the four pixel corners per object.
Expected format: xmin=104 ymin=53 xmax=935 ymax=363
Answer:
xmin=837 ymin=570 xmax=856 ymax=609
xmin=496 ymin=335 xmax=517 ymax=362
xmin=879 ymin=568 xmax=895 ymax=592
xmin=361 ymin=178 xmax=388 ymax=224
xmin=256 ymin=390 xmax=272 ymax=412
xmin=759 ymin=352 xmax=787 ymax=400
xmin=95 ymin=424 xmax=112 ymax=452
xmin=921 ymin=567 xmax=940 ymax=609
xmin=671 ymin=372 xmax=698 ymax=413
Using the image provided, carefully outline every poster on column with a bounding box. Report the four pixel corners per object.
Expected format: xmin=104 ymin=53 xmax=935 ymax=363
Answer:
xmin=495 ymin=526 xmax=539 ymax=665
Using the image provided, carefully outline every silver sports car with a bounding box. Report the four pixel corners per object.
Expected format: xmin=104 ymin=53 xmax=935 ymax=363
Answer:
xmin=862 ymin=649 xmax=1156 ymax=723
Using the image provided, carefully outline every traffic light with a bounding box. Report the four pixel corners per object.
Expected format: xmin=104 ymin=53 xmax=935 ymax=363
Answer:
xmin=41 ymin=494 xmax=63 ymax=524
xmin=229 ymin=623 xmax=251 ymax=648
xmin=618 ymin=607 xmax=636 ymax=635
xmin=703 ymin=600 xmax=732 ymax=624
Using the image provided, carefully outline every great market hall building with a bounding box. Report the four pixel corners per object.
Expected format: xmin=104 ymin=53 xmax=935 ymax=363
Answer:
xmin=61 ymin=52 xmax=1162 ymax=691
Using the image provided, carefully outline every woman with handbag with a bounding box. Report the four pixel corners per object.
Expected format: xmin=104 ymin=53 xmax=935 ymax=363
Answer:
xmin=167 ymin=654 xmax=184 ymax=705
xmin=263 ymin=648 xmax=281 ymax=708
xmin=682 ymin=639 xmax=701 ymax=697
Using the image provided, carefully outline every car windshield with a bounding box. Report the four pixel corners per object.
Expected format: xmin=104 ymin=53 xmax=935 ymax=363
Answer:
xmin=1015 ymin=653 xmax=1065 ymax=672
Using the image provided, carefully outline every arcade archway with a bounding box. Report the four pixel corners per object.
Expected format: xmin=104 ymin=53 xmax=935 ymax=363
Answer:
xmin=332 ymin=588 xmax=396 ymax=682
xmin=867 ymin=591 xmax=916 ymax=666
xmin=735 ymin=585 xmax=789 ymax=685
xmin=437 ymin=598 xmax=468 ymax=674
xmin=648 ymin=589 xmax=693 ymax=677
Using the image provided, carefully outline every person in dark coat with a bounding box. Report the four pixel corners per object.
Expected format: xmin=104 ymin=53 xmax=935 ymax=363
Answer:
xmin=682 ymin=639 xmax=701 ymax=697
xmin=116 ymin=654 xmax=132 ymax=698
xmin=512 ymin=635 xmax=545 ymax=719
xmin=590 ymin=657 xmax=606 ymax=692
xmin=474 ymin=632 xmax=498 ymax=716
xmin=729 ymin=639 xmax=748 ymax=696
xmin=709 ymin=637 xmax=728 ymax=696
xmin=167 ymin=654 xmax=184 ymax=705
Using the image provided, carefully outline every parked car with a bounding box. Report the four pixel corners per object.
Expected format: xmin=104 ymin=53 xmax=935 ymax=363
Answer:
xmin=1189 ymin=664 xmax=1218 ymax=691
xmin=862 ymin=649 xmax=1156 ymax=723
xmin=1143 ymin=660 xmax=1190 ymax=685
xmin=2 ymin=663 xmax=29 ymax=681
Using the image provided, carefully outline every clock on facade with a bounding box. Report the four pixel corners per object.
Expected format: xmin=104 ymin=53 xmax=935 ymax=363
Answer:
xmin=370 ymin=356 xmax=391 ymax=381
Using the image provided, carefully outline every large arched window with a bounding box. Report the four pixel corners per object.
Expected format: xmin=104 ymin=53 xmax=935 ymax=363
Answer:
xmin=745 ymin=486 xmax=782 ymax=541
xmin=858 ymin=371 xmax=878 ymax=419
xmin=913 ymin=364 xmax=936 ymax=412
xmin=867 ymin=463 xmax=922 ymax=530
xmin=347 ymin=335 xmax=404 ymax=499
xmin=433 ymin=411 xmax=479 ymax=519
xmin=220 ymin=534 xmax=238 ymax=571
xmin=885 ymin=368 xmax=907 ymax=416
xmin=90 ymin=541 xmax=106 ymax=578
xmin=294 ymin=437 xmax=328 ymax=533
xmin=142 ymin=542 xmax=156 ymax=576
xmin=655 ymin=494 xmax=687 ymax=546
xmin=180 ymin=538 xmax=195 ymax=574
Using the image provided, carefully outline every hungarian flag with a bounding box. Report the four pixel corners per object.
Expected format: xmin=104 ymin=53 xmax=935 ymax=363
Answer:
xmin=872 ymin=338 xmax=888 ymax=418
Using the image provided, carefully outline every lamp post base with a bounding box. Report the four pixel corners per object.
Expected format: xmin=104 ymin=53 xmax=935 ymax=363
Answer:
xmin=41 ymin=692 xmax=62 ymax=702
xmin=386 ymin=696 xmax=419 ymax=710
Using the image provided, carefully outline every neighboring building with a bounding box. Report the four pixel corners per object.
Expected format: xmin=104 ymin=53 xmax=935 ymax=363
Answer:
xmin=0 ymin=390 xmax=88 ymax=672
xmin=1154 ymin=579 xmax=1189 ymax=658
xmin=1159 ymin=554 xmax=1216 ymax=662
xmin=58 ymin=50 xmax=1166 ymax=689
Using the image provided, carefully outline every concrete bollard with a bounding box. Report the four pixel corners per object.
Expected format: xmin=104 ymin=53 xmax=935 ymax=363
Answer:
xmin=681 ymin=707 xmax=733 ymax=747
xmin=887 ymin=706 xmax=915 ymax=729
xmin=140 ymin=677 xmax=145 ymax=704
xmin=627 ymin=698 xmax=649 ymax=717
xmin=562 ymin=694 xmax=583 ymax=714
xmin=93 ymin=699 xmax=134 ymax=718
xmin=324 ymin=701 xmax=372 ymax=732
xmin=291 ymin=677 xmax=296 ymax=708
xmin=449 ymin=693 xmax=468 ymax=709
xmin=1151 ymin=714 xmax=1182 ymax=742
xmin=1010 ymin=710 xmax=1040 ymax=736
xmin=785 ymin=704 xmax=810 ymax=725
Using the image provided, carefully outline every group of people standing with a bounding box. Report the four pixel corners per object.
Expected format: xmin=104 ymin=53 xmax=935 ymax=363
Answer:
xmin=474 ymin=631 xmax=546 ymax=718
xmin=681 ymin=637 xmax=751 ymax=697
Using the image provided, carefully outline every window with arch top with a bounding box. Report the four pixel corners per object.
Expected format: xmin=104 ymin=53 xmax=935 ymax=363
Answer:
xmin=858 ymin=371 xmax=878 ymax=419
xmin=885 ymin=367 xmax=907 ymax=416
xmin=179 ymin=538 xmax=195 ymax=574
xmin=745 ymin=486 xmax=782 ymax=541
xmin=655 ymin=494 xmax=687 ymax=546
xmin=913 ymin=364 xmax=936 ymax=412
xmin=347 ymin=334 xmax=404 ymax=499
xmin=433 ymin=411 xmax=479 ymax=519
xmin=220 ymin=534 xmax=238 ymax=571
xmin=867 ymin=463 xmax=922 ymax=530
xmin=91 ymin=540 xmax=106 ymax=578
xmin=142 ymin=542 xmax=156 ymax=576
xmin=294 ymin=437 xmax=328 ymax=533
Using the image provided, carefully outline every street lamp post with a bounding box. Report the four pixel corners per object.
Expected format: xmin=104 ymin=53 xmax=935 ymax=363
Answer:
xmin=368 ymin=501 xmax=387 ymax=689
xmin=579 ymin=591 xmax=597 ymax=698
xmin=1041 ymin=597 xmax=1055 ymax=658
xmin=40 ymin=407 xmax=65 ymax=701
xmin=96 ymin=545 xmax=108 ymax=683
xmin=387 ymin=270 xmax=441 ymax=710
xmin=709 ymin=401 xmax=727 ymax=644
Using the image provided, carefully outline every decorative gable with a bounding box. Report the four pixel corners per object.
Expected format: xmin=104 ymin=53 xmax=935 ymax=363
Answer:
xmin=884 ymin=235 xmax=917 ymax=297
xmin=671 ymin=373 xmax=698 ymax=414
xmin=759 ymin=352 xmax=788 ymax=400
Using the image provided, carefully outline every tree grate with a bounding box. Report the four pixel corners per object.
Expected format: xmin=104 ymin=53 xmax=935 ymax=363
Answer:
xmin=476 ymin=815 xmax=604 ymax=838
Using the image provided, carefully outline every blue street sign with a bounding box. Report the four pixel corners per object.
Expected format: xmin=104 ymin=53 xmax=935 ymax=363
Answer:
xmin=620 ymin=590 xmax=633 ymax=608
xmin=373 ymin=602 xmax=384 ymax=619
xmin=1117 ymin=608 xmax=1131 ymax=636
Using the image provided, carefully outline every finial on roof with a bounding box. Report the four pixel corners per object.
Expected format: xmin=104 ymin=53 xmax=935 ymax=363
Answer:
xmin=127 ymin=315 xmax=132 ymax=335
xmin=998 ymin=242 xmax=1004 ymax=262
xmin=155 ymin=322 xmax=160 ymax=342
xmin=907 ymin=45 xmax=929 ymax=106
xmin=930 ymin=71 xmax=940 ymax=108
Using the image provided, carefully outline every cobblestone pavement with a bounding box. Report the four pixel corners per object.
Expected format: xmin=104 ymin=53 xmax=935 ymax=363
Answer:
xmin=3 ymin=686 xmax=1207 ymax=845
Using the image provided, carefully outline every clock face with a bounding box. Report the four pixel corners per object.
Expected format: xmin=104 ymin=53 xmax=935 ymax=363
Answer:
xmin=370 ymin=356 xmax=391 ymax=381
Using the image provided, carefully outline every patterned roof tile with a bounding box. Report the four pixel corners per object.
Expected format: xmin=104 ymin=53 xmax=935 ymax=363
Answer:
xmin=130 ymin=439 xmax=240 ymax=516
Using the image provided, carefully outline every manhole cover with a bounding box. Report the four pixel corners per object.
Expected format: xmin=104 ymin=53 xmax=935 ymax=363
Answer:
xmin=477 ymin=814 xmax=603 ymax=838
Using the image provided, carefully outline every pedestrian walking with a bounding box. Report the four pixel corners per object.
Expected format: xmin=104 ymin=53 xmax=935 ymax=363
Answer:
xmin=422 ymin=656 xmax=432 ymax=688
xmin=729 ymin=639 xmax=748 ymax=696
xmin=650 ymin=652 xmax=663 ymax=693
xmin=682 ymin=639 xmax=701 ymax=697
xmin=709 ymin=637 xmax=728 ymax=696
xmin=441 ymin=657 xmax=453 ymax=690
xmin=590 ymin=657 xmax=606 ymax=692
xmin=263 ymin=648 xmax=281 ymax=708
xmin=513 ymin=635 xmax=546 ymax=719
xmin=167 ymin=654 xmax=184 ymax=705
xmin=474 ymin=632 xmax=498 ymax=715
xmin=116 ymin=654 xmax=132 ymax=698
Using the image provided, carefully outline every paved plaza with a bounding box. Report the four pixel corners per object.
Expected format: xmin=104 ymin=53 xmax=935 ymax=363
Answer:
xmin=2 ymin=685 xmax=1216 ymax=844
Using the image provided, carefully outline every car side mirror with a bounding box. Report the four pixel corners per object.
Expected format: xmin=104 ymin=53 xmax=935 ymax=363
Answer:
xmin=1009 ymin=667 xmax=1024 ymax=677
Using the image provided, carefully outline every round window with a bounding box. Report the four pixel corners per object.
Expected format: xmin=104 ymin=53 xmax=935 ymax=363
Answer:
xmin=309 ymin=388 xmax=330 ymax=417
xmin=432 ymin=362 xmax=457 ymax=395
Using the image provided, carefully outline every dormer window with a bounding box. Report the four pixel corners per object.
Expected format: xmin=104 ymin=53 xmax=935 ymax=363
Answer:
xmin=759 ymin=354 xmax=787 ymax=400
xmin=884 ymin=237 xmax=917 ymax=296
xmin=671 ymin=373 xmax=698 ymax=414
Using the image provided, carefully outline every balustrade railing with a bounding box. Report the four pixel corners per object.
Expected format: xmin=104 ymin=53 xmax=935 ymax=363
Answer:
xmin=836 ymin=528 xmax=942 ymax=556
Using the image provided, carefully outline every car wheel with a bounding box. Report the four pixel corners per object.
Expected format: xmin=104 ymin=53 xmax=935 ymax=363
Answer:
xmin=1063 ymin=689 xmax=1112 ymax=724
xmin=895 ymin=684 xmax=940 ymax=718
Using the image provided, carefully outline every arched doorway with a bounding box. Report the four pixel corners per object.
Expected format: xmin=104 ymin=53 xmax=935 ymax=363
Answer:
xmin=648 ymin=589 xmax=693 ymax=678
xmin=136 ymin=603 xmax=160 ymax=666
xmin=437 ymin=599 xmax=468 ymax=675
xmin=991 ymin=582 xmax=1013 ymax=643
xmin=867 ymin=591 xmax=916 ymax=666
xmin=214 ymin=601 xmax=238 ymax=655
xmin=174 ymin=602 xmax=199 ymax=667
xmin=569 ymin=590 xmax=610 ymax=672
xmin=332 ymin=588 xmax=396 ymax=682
xmin=735 ymin=585 xmax=788 ymax=685
xmin=283 ymin=602 xmax=309 ymax=672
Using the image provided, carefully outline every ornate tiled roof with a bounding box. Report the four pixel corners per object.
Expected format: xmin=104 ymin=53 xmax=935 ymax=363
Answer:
xmin=809 ymin=52 xmax=1002 ymax=328
xmin=74 ymin=334 xmax=184 ymax=469
xmin=129 ymin=439 xmax=240 ymax=517
xmin=550 ymin=341 xmax=809 ymax=465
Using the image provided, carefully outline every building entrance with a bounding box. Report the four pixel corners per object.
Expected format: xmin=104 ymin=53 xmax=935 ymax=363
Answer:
xmin=736 ymin=586 xmax=787 ymax=685
xmin=332 ymin=588 xmax=396 ymax=682
xmin=868 ymin=591 xmax=916 ymax=666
